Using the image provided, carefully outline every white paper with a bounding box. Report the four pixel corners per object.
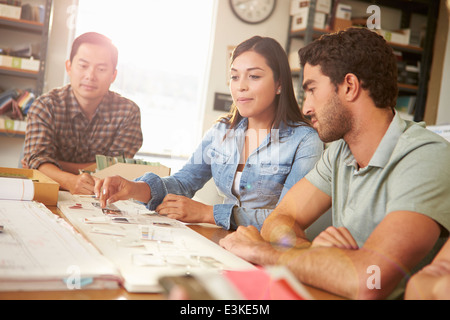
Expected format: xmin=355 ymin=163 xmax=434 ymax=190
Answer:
xmin=57 ymin=191 xmax=255 ymax=293
xmin=427 ymin=124 xmax=450 ymax=142
xmin=0 ymin=200 xmax=120 ymax=291
xmin=0 ymin=177 xmax=34 ymax=201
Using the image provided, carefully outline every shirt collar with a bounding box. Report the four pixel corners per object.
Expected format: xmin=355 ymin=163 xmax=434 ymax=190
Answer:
xmin=369 ymin=112 xmax=406 ymax=168
xmin=344 ymin=112 xmax=407 ymax=170
xmin=67 ymin=86 xmax=112 ymax=123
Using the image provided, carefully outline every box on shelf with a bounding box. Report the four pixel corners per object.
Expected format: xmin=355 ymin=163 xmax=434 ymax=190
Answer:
xmin=409 ymin=29 xmax=422 ymax=47
xmin=0 ymin=167 xmax=59 ymax=206
xmin=11 ymin=57 xmax=40 ymax=72
xmin=0 ymin=116 xmax=27 ymax=132
xmin=290 ymin=0 xmax=332 ymax=15
xmin=291 ymin=7 xmax=326 ymax=32
xmin=0 ymin=55 xmax=13 ymax=68
xmin=0 ymin=3 xmax=21 ymax=20
xmin=335 ymin=3 xmax=352 ymax=20
xmin=378 ymin=29 xmax=411 ymax=46
xmin=333 ymin=18 xmax=352 ymax=31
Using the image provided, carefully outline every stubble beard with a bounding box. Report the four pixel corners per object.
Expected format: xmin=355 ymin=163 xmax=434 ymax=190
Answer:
xmin=316 ymin=94 xmax=352 ymax=143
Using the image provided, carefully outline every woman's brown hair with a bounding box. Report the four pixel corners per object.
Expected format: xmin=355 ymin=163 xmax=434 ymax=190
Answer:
xmin=219 ymin=36 xmax=310 ymax=129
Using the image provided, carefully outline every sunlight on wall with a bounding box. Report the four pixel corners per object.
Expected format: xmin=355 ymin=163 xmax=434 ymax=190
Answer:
xmin=75 ymin=0 xmax=215 ymax=157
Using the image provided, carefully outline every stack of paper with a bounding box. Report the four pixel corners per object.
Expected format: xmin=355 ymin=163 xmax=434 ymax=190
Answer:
xmin=0 ymin=177 xmax=34 ymax=201
xmin=0 ymin=200 xmax=121 ymax=291
xmin=57 ymin=192 xmax=255 ymax=293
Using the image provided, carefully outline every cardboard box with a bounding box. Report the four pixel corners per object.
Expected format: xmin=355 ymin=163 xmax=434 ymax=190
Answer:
xmin=0 ymin=116 xmax=27 ymax=132
xmin=0 ymin=55 xmax=13 ymax=68
xmin=0 ymin=167 xmax=59 ymax=206
xmin=87 ymin=162 xmax=171 ymax=181
xmin=333 ymin=18 xmax=352 ymax=31
xmin=378 ymin=29 xmax=411 ymax=46
xmin=11 ymin=57 xmax=40 ymax=72
xmin=290 ymin=0 xmax=332 ymax=15
xmin=0 ymin=3 xmax=21 ymax=19
xmin=291 ymin=7 xmax=326 ymax=32
xmin=335 ymin=3 xmax=352 ymax=20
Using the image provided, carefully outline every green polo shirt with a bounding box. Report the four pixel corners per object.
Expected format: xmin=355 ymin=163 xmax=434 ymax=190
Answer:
xmin=306 ymin=112 xmax=450 ymax=298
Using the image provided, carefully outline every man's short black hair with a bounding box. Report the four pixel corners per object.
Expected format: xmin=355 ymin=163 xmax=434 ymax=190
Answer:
xmin=70 ymin=32 xmax=118 ymax=70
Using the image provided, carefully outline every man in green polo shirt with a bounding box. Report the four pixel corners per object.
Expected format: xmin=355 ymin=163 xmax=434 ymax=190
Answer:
xmin=220 ymin=27 xmax=450 ymax=300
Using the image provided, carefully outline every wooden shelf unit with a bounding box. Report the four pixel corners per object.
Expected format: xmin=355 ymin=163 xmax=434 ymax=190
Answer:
xmin=286 ymin=0 xmax=440 ymax=122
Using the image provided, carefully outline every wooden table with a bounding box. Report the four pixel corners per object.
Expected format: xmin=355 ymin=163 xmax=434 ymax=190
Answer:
xmin=0 ymin=208 xmax=344 ymax=300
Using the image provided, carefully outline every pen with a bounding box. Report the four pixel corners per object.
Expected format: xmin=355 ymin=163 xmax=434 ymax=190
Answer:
xmin=78 ymin=169 xmax=94 ymax=175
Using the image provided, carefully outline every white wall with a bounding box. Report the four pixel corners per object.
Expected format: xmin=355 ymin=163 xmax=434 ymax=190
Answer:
xmin=44 ymin=0 xmax=75 ymax=92
xmin=201 ymin=0 xmax=291 ymax=134
xmin=0 ymin=136 xmax=24 ymax=167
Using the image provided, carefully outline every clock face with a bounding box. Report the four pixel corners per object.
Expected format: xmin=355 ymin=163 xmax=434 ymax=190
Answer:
xmin=230 ymin=0 xmax=277 ymax=24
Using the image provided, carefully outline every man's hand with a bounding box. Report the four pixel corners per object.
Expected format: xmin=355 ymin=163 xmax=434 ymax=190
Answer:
xmin=21 ymin=158 xmax=28 ymax=168
xmin=311 ymin=226 xmax=359 ymax=250
xmin=37 ymin=163 xmax=97 ymax=195
xmin=220 ymin=226 xmax=280 ymax=265
xmin=156 ymin=194 xmax=215 ymax=224
xmin=67 ymin=172 xmax=96 ymax=195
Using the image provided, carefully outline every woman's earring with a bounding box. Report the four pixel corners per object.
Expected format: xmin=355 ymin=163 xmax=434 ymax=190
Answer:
xmin=277 ymin=88 xmax=281 ymax=94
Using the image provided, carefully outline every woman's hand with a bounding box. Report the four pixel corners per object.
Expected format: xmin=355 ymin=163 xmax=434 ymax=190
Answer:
xmin=156 ymin=194 xmax=215 ymax=224
xmin=95 ymin=175 xmax=151 ymax=207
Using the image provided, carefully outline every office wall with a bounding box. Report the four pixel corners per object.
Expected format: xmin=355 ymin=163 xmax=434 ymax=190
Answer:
xmin=44 ymin=0 xmax=76 ymax=92
xmin=45 ymin=1 xmax=450 ymax=128
xmin=44 ymin=0 xmax=291 ymax=134
xmin=200 ymin=0 xmax=291 ymax=134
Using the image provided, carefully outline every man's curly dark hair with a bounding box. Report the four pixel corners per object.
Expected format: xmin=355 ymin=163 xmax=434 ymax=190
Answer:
xmin=299 ymin=27 xmax=398 ymax=110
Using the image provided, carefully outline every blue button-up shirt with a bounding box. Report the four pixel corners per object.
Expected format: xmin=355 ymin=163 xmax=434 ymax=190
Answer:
xmin=136 ymin=118 xmax=323 ymax=230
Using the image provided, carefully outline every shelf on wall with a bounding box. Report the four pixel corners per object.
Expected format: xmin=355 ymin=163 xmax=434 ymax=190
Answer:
xmin=0 ymin=66 xmax=39 ymax=79
xmin=0 ymin=16 xmax=44 ymax=33
xmin=290 ymin=28 xmax=424 ymax=54
xmin=398 ymin=83 xmax=419 ymax=93
xmin=0 ymin=0 xmax=52 ymax=97
xmin=0 ymin=116 xmax=26 ymax=137
xmin=285 ymin=0 xmax=439 ymax=122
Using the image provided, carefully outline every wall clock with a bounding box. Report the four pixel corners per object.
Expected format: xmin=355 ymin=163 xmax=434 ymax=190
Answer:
xmin=229 ymin=0 xmax=277 ymax=24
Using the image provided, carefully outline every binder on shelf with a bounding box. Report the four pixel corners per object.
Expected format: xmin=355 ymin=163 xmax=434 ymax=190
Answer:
xmin=0 ymin=3 xmax=21 ymax=20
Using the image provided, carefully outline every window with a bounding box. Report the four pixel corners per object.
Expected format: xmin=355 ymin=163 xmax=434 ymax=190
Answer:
xmin=73 ymin=0 xmax=216 ymax=159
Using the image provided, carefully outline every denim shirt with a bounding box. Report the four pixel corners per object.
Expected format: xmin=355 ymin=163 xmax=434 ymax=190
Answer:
xmin=136 ymin=118 xmax=323 ymax=230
